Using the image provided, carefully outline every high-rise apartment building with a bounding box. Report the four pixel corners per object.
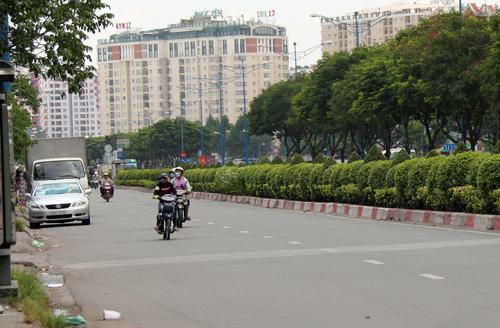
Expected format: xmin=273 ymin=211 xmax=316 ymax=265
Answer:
xmin=35 ymin=78 xmax=100 ymax=138
xmin=317 ymin=2 xmax=449 ymax=54
xmin=96 ymin=14 xmax=289 ymax=135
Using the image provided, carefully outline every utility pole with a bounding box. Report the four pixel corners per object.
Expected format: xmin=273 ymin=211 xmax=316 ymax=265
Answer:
xmin=218 ymin=57 xmax=225 ymax=165
xmin=180 ymin=101 xmax=185 ymax=153
xmin=198 ymin=82 xmax=204 ymax=155
xmin=241 ymin=57 xmax=249 ymax=165
xmin=293 ymin=42 xmax=298 ymax=77
xmin=459 ymin=0 xmax=462 ymax=14
xmin=354 ymin=11 xmax=360 ymax=48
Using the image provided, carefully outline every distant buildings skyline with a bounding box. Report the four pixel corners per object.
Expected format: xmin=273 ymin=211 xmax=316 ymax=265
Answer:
xmin=33 ymin=78 xmax=100 ymax=138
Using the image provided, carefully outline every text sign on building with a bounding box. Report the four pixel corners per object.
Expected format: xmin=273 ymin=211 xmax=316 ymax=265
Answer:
xmin=257 ymin=10 xmax=276 ymax=18
xmin=116 ymin=138 xmax=129 ymax=148
xmin=115 ymin=22 xmax=131 ymax=30
xmin=193 ymin=9 xmax=223 ymax=19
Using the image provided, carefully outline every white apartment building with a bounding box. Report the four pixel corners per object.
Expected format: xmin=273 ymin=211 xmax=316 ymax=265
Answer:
xmin=96 ymin=15 xmax=290 ymax=135
xmin=36 ymin=78 xmax=100 ymax=138
xmin=318 ymin=2 xmax=451 ymax=54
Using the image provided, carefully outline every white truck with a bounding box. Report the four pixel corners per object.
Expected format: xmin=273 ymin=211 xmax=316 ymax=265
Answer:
xmin=27 ymin=137 xmax=90 ymax=193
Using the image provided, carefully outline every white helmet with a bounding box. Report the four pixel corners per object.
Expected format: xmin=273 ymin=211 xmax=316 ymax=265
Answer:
xmin=174 ymin=166 xmax=184 ymax=173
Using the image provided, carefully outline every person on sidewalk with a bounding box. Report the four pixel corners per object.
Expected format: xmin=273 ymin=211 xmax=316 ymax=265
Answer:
xmin=171 ymin=166 xmax=192 ymax=220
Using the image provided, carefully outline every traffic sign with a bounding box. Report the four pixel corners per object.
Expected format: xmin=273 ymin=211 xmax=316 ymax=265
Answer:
xmin=180 ymin=151 xmax=187 ymax=158
xmin=104 ymin=144 xmax=112 ymax=152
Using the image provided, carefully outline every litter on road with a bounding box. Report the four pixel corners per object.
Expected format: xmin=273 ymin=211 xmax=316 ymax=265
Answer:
xmin=31 ymin=240 xmax=45 ymax=249
xmin=64 ymin=315 xmax=87 ymax=325
xmin=102 ymin=309 xmax=121 ymax=320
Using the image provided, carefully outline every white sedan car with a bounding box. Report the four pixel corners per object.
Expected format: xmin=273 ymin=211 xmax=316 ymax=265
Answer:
xmin=28 ymin=180 xmax=90 ymax=229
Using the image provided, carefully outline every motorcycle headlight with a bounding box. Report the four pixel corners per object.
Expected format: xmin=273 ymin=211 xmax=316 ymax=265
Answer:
xmin=72 ymin=200 xmax=88 ymax=207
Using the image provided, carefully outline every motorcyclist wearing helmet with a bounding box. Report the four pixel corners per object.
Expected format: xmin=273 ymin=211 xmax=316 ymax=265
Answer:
xmin=171 ymin=166 xmax=192 ymax=220
xmin=168 ymin=169 xmax=176 ymax=182
xmin=153 ymin=173 xmax=177 ymax=233
xmin=100 ymin=172 xmax=114 ymax=196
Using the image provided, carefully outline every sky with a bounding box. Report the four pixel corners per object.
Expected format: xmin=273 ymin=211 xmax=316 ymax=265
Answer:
xmin=87 ymin=0 xmax=429 ymax=66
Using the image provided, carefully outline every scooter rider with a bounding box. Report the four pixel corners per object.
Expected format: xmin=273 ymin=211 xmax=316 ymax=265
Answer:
xmin=100 ymin=172 xmax=114 ymax=197
xmin=172 ymin=166 xmax=192 ymax=220
xmin=153 ymin=173 xmax=177 ymax=233
xmin=168 ymin=169 xmax=176 ymax=182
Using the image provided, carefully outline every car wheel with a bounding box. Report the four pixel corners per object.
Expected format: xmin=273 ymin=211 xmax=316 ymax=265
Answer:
xmin=29 ymin=221 xmax=41 ymax=229
xmin=82 ymin=216 xmax=91 ymax=225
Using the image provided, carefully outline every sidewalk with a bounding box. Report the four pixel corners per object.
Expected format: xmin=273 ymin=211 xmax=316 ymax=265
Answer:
xmin=0 ymin=213 xmax=73 ymax=328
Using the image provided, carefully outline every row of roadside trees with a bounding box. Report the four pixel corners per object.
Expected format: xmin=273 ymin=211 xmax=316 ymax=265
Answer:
xmin=249 ymin=13 xmax=500 ymax=160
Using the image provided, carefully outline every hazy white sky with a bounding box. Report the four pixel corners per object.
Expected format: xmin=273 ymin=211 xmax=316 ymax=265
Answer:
xmin=87 ymin=0 xmax=453 ymax=66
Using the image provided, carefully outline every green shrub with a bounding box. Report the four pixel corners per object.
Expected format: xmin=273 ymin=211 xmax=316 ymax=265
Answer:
xmin=374 ymin=187 xmax=398 ymax=208
xmin=259 ymin=156 xmax=271 ymax=164
xmin=313 ymin=154 xmax=326 ymax=163
xmin=392 ymin=150 xmax=410 ymax=165
xmin=492 ymin=188 xmax=500 ymax=214
xmin=322 ymin=157 xmax=337 ymax=168
xmin=431 ymin=152 xmax=487 ymax=193
xmin=288 ymin=154 xmax=304 ymax=164
xmin=477 ymin=154 xmax=500 ymax=196
xmin=213 ymin=167 xmax=244 ymax=194
xmin=347 ymin=151 xmax=361 ymax=163
xmin=426 ymin=150 xmax=439 ymax=157
xmin=364 ymin=145 xmax=386 ymax=163
xmin=449 ymin=185 xmax=486 ymax=213
xmin=340 ymin=160 xmax=364 ymax=186
xmin=271 ymin=156 xmax=283 ymax=164
xmin=453 ymin=142 xmax=468 ymax=154
xmin=392 ymin=159 xmax=417 ymax=207
xmin=368 ymin=160 xmax=393 ymax=190
xmin=495 ymin=141 xmax=500 ymax=154
xmin=406 ymin=158 xmax=437 ymax=208
xmin=334 ymin=184 xmax=361 ymax=204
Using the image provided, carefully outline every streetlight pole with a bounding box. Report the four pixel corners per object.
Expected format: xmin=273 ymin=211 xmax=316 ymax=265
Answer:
xmin=180 ymin=101 xmax=185 ymax=153
xmin=218 ymin=57 xmax=225 ymax=165
xmin=293 ymin=42 xmax=298 ymax=77
xmin=459 ymin=0 xmax=462 ymax=14
xmin=241 ymin=57 xmax=249 ymax=165
xmin=198 ymin=82 xmax=204 ymax=155
xmin=354 ymin=11 xmax=360 ymax=48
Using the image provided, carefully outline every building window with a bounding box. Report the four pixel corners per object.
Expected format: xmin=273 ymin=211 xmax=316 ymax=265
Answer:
xmin=148 ymin=44 xmax=153 ymax=58
xmin=185 ymin=42 xmax=190 ymax=56
xmin=223 ymin=40 xmax=227 ymax=54
xmin=154 ymin=44 xmax=158 ymax=58
xmin=209 ymin=40 xmax=214 ymax=55
xmin=190 ymin=41 xmax=196 ymax=56
xmin=240 ymin=39 xmax=245 ymax=53
xmin=174 ymin=43 xmax=178 ymax=57
xmin=202 ymin=41 xmax=207 ymax=55
xmin=234 ymin=39 xmax=239 ymax=54
xmin=169 ymin=43 xmax=174 ymax=57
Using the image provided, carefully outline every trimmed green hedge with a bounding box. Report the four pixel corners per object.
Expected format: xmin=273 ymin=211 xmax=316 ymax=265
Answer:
xmin=116 ymin=153 xmax=500 ymax=214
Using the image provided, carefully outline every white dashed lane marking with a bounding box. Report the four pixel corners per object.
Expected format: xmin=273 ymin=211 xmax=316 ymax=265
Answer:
xmin=420 ymin=274 xmax=445 ymax=280
xmin=262 ymin=236 xmax=273 ymax=239
xmin=364 ymin=260 xmax=385 ymax=265
xmin=223 ymin=226 xmax=231 ymax=229
xmin=207 ymin=222 xmax=215 ymax=225
xmin=240 ymin=231 xmax=250 ymax=234
xmin=288 ymin=241 xmax=302 ymax=245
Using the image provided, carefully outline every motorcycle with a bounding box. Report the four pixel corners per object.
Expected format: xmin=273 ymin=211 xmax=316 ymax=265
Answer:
xmin=102 ymin=182 xmax=113 ymax=202
xmin=175 ymin=190 xmax=189 ymax=228
xmin=157 ymin=194 xmax=176 ymax=240
xmin=90 ymin=177 xmax=99 ymax=189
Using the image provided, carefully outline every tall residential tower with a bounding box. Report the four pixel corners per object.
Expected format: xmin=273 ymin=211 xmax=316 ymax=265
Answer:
xmin=96 ymin=14 xmax=289 ymax=135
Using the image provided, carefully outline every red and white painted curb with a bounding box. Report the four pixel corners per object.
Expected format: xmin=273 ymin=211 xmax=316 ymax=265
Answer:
xmin=117 ymin=186 xmax=500 ymax=232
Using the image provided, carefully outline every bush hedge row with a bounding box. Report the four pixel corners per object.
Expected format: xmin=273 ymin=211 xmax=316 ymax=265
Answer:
xmin=116 ymin=153 xmax=500 ymax=214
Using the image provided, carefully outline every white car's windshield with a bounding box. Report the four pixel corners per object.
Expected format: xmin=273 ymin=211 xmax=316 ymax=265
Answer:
xmin=34 ymin=182 xmax=82 ymax=197
xmin=34 ymin=160 xmax=85 ymax=180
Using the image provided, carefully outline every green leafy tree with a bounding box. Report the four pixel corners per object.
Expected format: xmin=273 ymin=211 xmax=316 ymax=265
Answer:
xmin=364 ymin=145 xmax=386 ymax=163
xmin=2 ymin=0 xmax=113 ymax=93
xmin=347 ymin=151 xmax=361 ymax=163
xmin=6 ymin=75 xmax=40 ymax=163
xmin=248 ymin=79 xmax=304 ymax=156
xmin=392 ymin=150 xmax=410 ymax=165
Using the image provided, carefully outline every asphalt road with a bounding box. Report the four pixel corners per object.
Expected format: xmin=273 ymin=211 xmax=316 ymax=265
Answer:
xmin=41 ymin=188 xmax=500 ymax=328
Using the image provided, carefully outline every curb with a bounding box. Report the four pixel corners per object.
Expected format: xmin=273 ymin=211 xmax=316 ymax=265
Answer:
xmin=116 ymin=186 xmax=500 ymax=232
